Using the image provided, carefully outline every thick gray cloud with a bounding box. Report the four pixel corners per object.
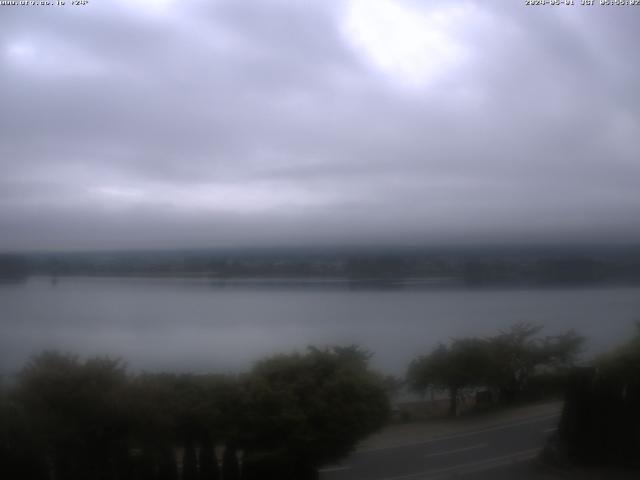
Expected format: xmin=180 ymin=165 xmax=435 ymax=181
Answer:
xmin=1 ymin=0 xmax=639 ymax=250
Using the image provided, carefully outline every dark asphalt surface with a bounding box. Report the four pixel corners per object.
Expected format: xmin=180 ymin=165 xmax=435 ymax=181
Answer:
xmin=319 ymin=412 xmax=560 ymax=480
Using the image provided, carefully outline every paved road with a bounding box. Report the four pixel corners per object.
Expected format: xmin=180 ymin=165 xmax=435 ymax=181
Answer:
xmin=319 ymin=411 xmax=560 ymax=480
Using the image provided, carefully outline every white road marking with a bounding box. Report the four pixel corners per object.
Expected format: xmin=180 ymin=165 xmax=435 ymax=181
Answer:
xmin=377 ymin=447 xmax=541 ymax=480
xmin=358 ymin=412 xmax=560 ymax=454
xmin=425 ymin=443 xmax=487 ymax=458
xmin=543 ymin=427 xmax=557 ymax=433
xmin=318 ymin=466 xmax=351 ymax=473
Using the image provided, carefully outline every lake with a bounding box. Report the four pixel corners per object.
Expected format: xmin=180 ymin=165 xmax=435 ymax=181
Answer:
xmin=1 ymin=276 xmax=639 ymax=377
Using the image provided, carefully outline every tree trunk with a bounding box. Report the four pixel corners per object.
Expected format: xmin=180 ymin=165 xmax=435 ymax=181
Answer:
xmin=448 ymin=386 xmax=458 ymax=417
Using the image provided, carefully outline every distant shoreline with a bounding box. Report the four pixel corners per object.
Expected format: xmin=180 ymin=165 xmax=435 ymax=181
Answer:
xmin=10 ymin=274 xmax=640 ymax=291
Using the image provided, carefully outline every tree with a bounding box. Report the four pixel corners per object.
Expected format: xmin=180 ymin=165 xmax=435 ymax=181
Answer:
xmin=407 ymin=338 xmax=491 ymax=417
xmin=241 ymin=345 xmax=390 ymax=479
xmin=16 ymin=351 xmax=129 ymax=480
xmin=407 ymin=324 xmax=586 ymax=413
xmin=555 ymin=325 xmax=640 ymax=467
xmin=124 ymin=371 xmax=244 ymax=479
xmin=487 ymin=323 xmax=584 ymax=403
xmin=595 ymin=321 xmax=640 ymax=384
xmin=0 ymin=388 xmax=48 ymax=480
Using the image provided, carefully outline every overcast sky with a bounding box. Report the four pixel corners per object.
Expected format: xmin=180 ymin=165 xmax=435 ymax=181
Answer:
xmin=1 ymin=0 xmax=639 ymax=251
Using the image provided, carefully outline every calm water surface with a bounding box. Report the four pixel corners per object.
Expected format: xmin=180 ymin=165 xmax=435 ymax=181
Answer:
xmin=1 ymin=277 xmax=639 ymax=376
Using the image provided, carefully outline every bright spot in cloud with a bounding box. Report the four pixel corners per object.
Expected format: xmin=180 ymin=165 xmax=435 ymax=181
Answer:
xmin=343 ymin=0 xmax=471 ymax=87
xmin=4 ymin=38 xmax=106 ymax=76
xmin=93 ymin=186 xmax=144 ymax=200
xmin=90 ymin=183 xmax=342 ymax=213
xmin=115 ymin=0 xmax=179 ymax=17
xmin=5 ymin=41 xmax=36 ymax=61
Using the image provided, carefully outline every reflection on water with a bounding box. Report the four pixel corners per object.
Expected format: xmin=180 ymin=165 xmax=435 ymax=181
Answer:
xmin=1 ymin=276 xmax=639 ymax=376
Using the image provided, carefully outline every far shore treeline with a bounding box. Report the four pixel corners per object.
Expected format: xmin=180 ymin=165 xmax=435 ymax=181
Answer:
xmin=2 ymin=245 xmax=640 ymax=286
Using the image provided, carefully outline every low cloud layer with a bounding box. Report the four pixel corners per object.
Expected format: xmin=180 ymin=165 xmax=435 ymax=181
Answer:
xmin=1 ymin=0 xmax=639 ymax=250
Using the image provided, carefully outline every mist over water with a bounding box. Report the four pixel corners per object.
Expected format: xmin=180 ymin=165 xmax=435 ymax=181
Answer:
xmin=2 ymin=276 xmax=638 ymax=377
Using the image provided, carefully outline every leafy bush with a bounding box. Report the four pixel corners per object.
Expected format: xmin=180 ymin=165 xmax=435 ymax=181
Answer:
xmin=1 ymin=346 xmax=389 ymax=480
